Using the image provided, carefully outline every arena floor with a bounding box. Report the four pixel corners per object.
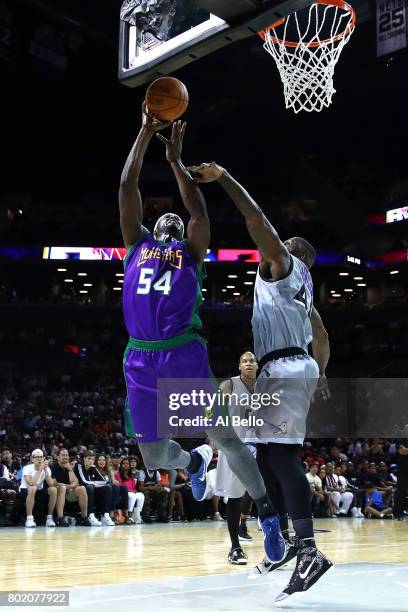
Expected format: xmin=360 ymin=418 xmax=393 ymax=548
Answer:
xmin=1 ymin=518 xmax=408 ymax=610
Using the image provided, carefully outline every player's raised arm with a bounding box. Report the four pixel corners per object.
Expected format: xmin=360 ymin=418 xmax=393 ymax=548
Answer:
xmin=187 ymin=162 xmax=290 ymax=276
xmin=157 ymin=122 xmax=210 ymax=263
xmin=310 ymin=305 xmax=331 ymax=401
xmin=119 ymin=103 xmax=171 ymax=249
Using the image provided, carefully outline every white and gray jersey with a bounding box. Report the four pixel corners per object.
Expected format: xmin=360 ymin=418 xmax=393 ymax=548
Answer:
xmin=227 ymin=375 xmax=254 ymax=442
xmin=252 ymin=256 xmax=313 ymax=360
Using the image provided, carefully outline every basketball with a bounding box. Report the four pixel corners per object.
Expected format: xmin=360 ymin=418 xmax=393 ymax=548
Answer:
xmin=145 ymin=77 xmax=189 ymax=121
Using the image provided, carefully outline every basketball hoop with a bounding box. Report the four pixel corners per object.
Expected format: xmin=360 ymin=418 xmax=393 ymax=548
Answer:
xmin=258 ymin=0 xmax=356 ymax=113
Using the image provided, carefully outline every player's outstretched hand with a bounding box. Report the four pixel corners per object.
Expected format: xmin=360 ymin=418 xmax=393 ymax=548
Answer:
xmin=312 ymin=374 xmax=331 ymax=403
xmin=185 ymin=162 xmax=224 ymax=183
xmin=156 ymin=120 xmax=186 ymax=163
xmin=142 ymin=101 xmax=172 ymax=132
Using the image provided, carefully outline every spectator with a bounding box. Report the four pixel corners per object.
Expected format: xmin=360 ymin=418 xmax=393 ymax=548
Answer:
xmin=355 ymin=460 xmax=370 ymax=487
xmin=363 ymin=481 xmax=393 ymax=518
xmin=1 ymin=447 xmax=20 ymax=475
xmin=323 ymin=463 xmax=353 ymax=517
xmin=335 ymin=464 xmax=364 ymax=518
xmin=0 ymin=460 xmax=18 ymax=502
xmin=114 ymin=457 xmax=145 ymax=524
xmin=50 ymin=448 xmax=88 ymax=526
xmin=19 ymin=449 xmax=57 ymax=528
xmin=96 ymin=454 xmax=132 ymax=525
xmin=111 ymin=453 xmax=123 ymax=474
xmin=138 ymin=465 xmax=168 ymax=523
xmin=74 ymin=451 xmax=115 ymax=526
xmin=306 ymin=463 xmax=328 ymax=517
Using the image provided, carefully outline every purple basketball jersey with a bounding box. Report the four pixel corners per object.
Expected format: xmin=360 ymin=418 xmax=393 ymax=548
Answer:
xmin=123 ymin=228 xmax=204 ymax=341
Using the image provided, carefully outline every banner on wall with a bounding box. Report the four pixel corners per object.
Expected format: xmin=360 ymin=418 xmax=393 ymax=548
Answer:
xmin=377 ymin=0 xmax=407 ymax=56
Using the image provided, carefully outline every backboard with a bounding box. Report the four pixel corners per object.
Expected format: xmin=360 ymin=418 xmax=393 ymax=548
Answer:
xmin=119 ymin=0 xmax=315 ymax=87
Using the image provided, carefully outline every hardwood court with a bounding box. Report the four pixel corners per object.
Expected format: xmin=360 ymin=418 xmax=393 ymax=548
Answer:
xmin=1 ymin=518 xmax=407 ymax=594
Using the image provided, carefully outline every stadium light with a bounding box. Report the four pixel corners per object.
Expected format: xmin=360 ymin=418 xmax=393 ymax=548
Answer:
xmin=226 ymin=285 xmax=235 ymax=289
xmin=228 ymin=275 xmax=238 ymax=278
xmin=390 ymin=270 xmax=399 ymax=274
xmin=64 ymin=279 xmax=73 ymax=283
xmin=339 ymin=272 xmax=349 ymax=276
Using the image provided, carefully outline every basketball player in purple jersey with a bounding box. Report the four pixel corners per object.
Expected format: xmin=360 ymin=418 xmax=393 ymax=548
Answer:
xmin=119 ymin=105 xmax=285 ymax=563
xmin=187 ymin=161 xmax=332 ymax=604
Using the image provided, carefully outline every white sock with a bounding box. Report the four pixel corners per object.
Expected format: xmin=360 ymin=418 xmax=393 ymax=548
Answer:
xmin=47 ymin=515 xmax=53 ymax=519
xmin=27 ymin=515 xmax=34 ymax=520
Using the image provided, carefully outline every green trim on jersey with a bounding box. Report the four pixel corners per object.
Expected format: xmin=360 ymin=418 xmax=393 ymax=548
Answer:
xmin=127 ymin=332 xmax=206 ymax=352
xmin=123 ymin=226 xmax=150 ymax=270
xmin=186 ymin=263 xmax=206 ymax=335
xmin=122 ymin=347 xmax=136 ymax=438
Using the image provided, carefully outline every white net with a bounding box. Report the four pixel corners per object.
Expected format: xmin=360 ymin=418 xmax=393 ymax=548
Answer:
xmin=261 ymin=1 xmax=355 ymax=113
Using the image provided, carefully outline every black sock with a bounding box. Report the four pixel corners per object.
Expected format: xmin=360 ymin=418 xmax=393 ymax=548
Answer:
xmin=255 ymin=494 xmax=275 ymax=520
xmin=292 ymin=518 xmax=314 ymax=540
xmin=227 ymin=498 xmax=241 ymax=550
xmin=280 ymin=513 xmax=289 ymax=535
xmin=187 ymin=452 xmax=201 ymax=474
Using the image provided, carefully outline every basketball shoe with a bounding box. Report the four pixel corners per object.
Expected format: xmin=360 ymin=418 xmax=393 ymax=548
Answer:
xmin=186 ymin=444 xmax=213 ymax=501
xmin=228 ymin=547 xmax=248 ymax=565
xmin=274 ymin=537 xmax=332 ymax=606
xmin=251 ymin=540 xmax=297 ymax=576
xmin=258 ymin=515 xmax=286 ymax=563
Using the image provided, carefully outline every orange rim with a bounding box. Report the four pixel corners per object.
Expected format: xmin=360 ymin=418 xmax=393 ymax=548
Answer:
xmin=258 ymin=0 xmax=356 ymax=48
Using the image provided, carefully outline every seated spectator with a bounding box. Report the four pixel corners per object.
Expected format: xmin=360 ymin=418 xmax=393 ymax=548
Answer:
xmin=96 ymin=453 xmax=132 ymax=525
xmin=335 ymin=464 xmax=364 ymax=518
xmin=367 ymin=462 xmax=393 ymax=506
xmin=1 ymin=447 xmax=20 ymax=476
xmin=114 ymin=457 xmax=144 ymax=524
xmin=323 ymin=463 xmax=353 ymax=517
xmin=74 ymin=451 xmax=115 ymax=526
xmin=356 ymin=460 xmax=370 ymax=486
xmin=306 ymin=463 xmax=328 ymax=517
xmin=363 ymin=481 xmax=393 ymax=518
xmin=138 ymin=465 xmax=168 ymax=523
xmin=50 ymin=448 xmax=88 ymax=526
xmin=19 ymin=449 xmax=57 ymax=528
xmin=111 ymin=453 xmax=123 ymax=474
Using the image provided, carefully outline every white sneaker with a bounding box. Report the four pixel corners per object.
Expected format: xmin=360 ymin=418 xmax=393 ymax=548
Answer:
xmin=25 ymin=516 xmax=36 ymax=528
xmin=351 ymin=507 xmax=364 ymax=518
xmin=88 ymin=514 xmax=102 ymax=526
xmin=46 ymin=516 xmax=56 ymax=527
xmin=214 ymin=512 xmax=224 ymax=522
xmin=101 ymin=514 xmax=115 ymax=526
xmin=134 ymin=509 xmax=142 ymax=524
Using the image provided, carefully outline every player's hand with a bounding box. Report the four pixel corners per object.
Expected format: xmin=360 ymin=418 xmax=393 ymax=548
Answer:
xmin=142 ymin=101 xmax=172 ymax=133
xmin=312 ymin=374 xmax=331 ymax=402
xmin=185 ymin=162 xmax=224 ymax=183
xmin=156 ymin=120 xmax=186 ymax=162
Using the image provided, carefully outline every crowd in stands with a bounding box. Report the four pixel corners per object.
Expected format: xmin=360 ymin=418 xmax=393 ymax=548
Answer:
xmin=0 ymin=436 xmax=406 ymax=527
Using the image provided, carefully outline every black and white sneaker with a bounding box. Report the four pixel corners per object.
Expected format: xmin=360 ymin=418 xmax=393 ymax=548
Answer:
xmin=238 ymin=523 xmax=253 ymax=542
xmin=275 ymin=539 xmax=332 ymax=607
xmin=228 ymin=547 xmax=248 ymax=565
xmin=251 ymin=541 xmax=297 ymax=576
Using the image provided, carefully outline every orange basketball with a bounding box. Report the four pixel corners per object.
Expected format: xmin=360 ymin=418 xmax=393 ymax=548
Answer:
xmin=145 ymin=77 xmax=189 ymax=121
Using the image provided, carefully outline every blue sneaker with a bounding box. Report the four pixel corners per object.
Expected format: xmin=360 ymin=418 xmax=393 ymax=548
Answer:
xmin=186 ymin=444 xmax=213 ymax=501
xmin=258 ymin=515 xmax=286 ymax=563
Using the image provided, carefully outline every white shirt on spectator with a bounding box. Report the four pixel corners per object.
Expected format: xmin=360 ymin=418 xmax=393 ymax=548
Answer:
xmin=2 ymin=466 xmax=10 ymax=479
xmin=20 ymin=464 xmax=51 ymax=491
xmin=306 ymin=473 xmax=322 ymax=490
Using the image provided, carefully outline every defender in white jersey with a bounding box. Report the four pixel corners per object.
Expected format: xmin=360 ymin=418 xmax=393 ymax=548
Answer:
xmin=188 ymin=161 xmax=332 ymax=606
xmin=252 ymin=252 xmax=319 ymax=445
